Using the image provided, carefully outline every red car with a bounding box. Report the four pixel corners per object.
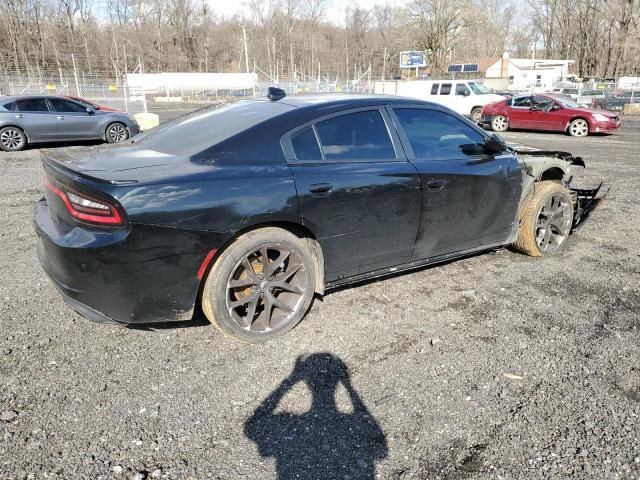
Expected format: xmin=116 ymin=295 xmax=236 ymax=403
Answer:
xmin=481 ymin=94 xmax=621 ymax=137
xmin=64 ymin=95 xmax=121 ymax=112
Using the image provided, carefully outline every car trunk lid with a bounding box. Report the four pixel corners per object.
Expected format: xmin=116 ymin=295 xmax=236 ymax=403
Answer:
xmin=40 ymin=144 xmax=211 ymax=184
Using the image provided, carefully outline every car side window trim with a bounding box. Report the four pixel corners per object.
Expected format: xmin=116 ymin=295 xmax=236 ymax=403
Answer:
xmin=281 ymin=106 xmax=407 ymax=165
xmin=386 ymin=105 xmax=491 ymax=161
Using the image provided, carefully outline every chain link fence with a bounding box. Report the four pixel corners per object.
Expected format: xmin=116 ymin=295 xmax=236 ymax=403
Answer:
xmin=0 ymin=74 xmax=147 ymax=113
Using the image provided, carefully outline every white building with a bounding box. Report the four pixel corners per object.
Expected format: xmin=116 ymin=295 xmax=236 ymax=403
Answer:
xmin=485 ymin=53 xmax=575 ymax=91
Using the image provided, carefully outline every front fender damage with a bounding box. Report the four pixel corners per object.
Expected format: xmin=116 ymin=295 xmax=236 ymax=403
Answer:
xmin=512 ymin=145 xmax=609 ymax=231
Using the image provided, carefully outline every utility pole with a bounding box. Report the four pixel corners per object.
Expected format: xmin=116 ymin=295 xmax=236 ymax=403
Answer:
xmin=243 ymin=26 xmax=250 ymax=74
xmin=71 ymin=53 xmax=80 ymax=96
xmin=382 ymin=46 xmax=387 ymax=81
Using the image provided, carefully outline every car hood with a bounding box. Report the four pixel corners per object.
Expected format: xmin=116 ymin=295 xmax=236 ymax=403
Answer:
xmin=483 ymin=94 xmax=508 ymax=103
xmin=41 ymin=144 xmax=213 ymax=184
xmin=572 ymin=107 xmax=617 ymax=118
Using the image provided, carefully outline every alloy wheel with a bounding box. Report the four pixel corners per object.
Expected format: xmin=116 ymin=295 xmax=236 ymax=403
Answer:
xmin=492 ymin=116 xmax=508 ymax=131
xmin=108 ymin=124 xmax=128 ymax=143
xmin=0 ymin=129 xmax=24 ymax=150
xmin=569 ymin=119 xmax=589 ymax=137
xmin=535 ymin=193 xmax=572 ymax=252
xmin=226 ymin=244 xmax=307 ymax=332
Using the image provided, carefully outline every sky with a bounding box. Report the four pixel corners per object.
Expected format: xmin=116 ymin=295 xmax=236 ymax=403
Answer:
xmin=210 ymin=0 xmax=410 ymax=25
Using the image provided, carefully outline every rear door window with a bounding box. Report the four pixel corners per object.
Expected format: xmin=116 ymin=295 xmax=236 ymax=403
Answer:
xmin=394 ymin=108 xmax=486 ymax=160
xmin=291 ymin=127 xmax=322 ymax=161
xmin=15 ymin=99 xmax=49 ymax=112
xmin=430 ymin=83 xmax=439 ymax=95
xmin=2 ymin=101 xmax=16 ymax=111
xmin=439 ymin=84 xmax=452 ymax=95
xmin=511 ymin=96 xmax=532 ymax=108
xmin=314 ymin=110 xmax=395 ymax=161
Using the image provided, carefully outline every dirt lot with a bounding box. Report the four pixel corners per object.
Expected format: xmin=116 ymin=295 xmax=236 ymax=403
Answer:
xmin=1 ymin=112 xmax=639 ymax=480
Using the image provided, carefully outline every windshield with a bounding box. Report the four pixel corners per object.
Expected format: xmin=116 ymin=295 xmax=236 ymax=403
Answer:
xmin=552 ymin=96 xmax=579 ymax=108
xmin=468 ymin=82 xmax=491 ymax=95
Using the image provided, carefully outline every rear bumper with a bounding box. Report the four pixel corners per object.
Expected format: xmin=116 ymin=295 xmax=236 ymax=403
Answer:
xmin=480 ymin=114 xmax=494 ymax=126
xmin=34 ymin=198 xmax=205 ymax=325
xmin=35 ymin=199 xmax=139 ymax=323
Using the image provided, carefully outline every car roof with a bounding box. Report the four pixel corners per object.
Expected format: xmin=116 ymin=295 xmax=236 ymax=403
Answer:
xmin=0 ymin=94 xmax=80 ymax=102
xmin=267 ymin=93 xmax=439 ymax=110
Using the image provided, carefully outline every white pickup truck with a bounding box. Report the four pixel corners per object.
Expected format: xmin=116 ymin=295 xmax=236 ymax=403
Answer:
xmin=375 ymin=80 xmax=506 ymax=123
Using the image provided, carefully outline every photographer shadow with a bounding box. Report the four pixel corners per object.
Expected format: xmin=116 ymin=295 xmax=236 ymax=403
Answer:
xmin=245 ymin=353 xmax=388 ymax=480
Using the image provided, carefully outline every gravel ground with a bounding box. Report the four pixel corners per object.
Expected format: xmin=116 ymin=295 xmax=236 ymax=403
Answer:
xmin=0 ymin=112 xmax=639 ymax=480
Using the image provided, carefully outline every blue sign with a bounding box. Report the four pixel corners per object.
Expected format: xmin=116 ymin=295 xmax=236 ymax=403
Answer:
xmin=400 ymin=51 xmax=427 ymax=68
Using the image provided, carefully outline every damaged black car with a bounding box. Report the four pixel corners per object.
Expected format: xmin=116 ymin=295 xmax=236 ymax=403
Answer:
xmin=34 ymin=91 xmax=606 ymax=342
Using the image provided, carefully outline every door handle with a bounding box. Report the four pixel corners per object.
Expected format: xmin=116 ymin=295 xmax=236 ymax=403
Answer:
xmin=426 ymin=179 xmax=446 ymax=191
xmin=14 ymin=114 xmax=23 ymax=119
xmin=56 ymin=115 xmax=65 ymax=120
xmin=309 ymin=183 xmax=333 ymax=196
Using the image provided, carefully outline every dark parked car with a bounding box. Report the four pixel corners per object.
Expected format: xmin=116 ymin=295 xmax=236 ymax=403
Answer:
xmin=0 ymin=95 xmax=139 ymax=151
xmin=481 ymin=94 xmax=621 ymax=137
xmin=35 ymin=91 xmax=605 ymax=342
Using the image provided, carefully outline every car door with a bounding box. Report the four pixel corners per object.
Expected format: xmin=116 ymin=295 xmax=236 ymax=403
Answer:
xmin=389 ymin=106 xmax=522 ymax=260
xmin=506 ymin=95 xmax=534 ymax=129
xmin=47 ymin=98 xmax=100 ymax=140
xmin=531 ymin=95 xmax=565 ymax=131
xmin=13 ymin=98 xmax=58 ymax=142
xmin=282 ymin=107 xmax=422 ymax=281
xmin=454 ymin=83 xmax=472 ymax=115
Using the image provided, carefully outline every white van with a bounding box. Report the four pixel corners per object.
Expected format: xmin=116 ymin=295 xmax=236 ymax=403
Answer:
xmin=375 ymin=80 xmax=506 ymax=122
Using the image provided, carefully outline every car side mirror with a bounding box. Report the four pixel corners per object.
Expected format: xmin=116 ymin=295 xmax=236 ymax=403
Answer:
xmin=551 ymin=104 xmax=561 ymax=111
xmin=86 ymin=107 xmax=95 ymax=115
xmin=464 ymin=90 xmax=470 ymax=96
xmin=484 ymin=133 xmax=507 ymax=155
xmin=530 ymin=105 xmax=541 ymax=111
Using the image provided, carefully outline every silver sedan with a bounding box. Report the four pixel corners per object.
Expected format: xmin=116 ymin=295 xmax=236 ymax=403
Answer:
xmin=0 ymin=95 xmax=140 ymax=151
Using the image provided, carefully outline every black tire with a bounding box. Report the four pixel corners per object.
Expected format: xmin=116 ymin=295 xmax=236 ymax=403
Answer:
xmin=105 ymin=122 xmax=129 ymax=143
xmin=512 ymin=181 xmax=574 ymax=256
xmin=201 ymin=227 xmax=317 ymax=343
xmin=0 ymin=126 xmax=27 ymax=152
xmin=470 ymin=107 xmax=483 ymax=123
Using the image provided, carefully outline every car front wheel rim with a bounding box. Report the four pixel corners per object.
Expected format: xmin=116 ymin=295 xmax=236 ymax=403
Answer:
xmin=1 ymin=129 xmax=23 ymax=149
xmin=535 ymin=193 xmax=571 ymax=252
xmin=226 ymin=245 xmax=307 ymax=332
xmin=109 ymin=125 xmax=127 ymax=142
xmin=570 ymin=120 xmax=588 ymax=136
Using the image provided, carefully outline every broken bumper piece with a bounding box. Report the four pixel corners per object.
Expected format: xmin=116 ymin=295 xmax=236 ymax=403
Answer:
xmin=571 ymin=182 xmax=609 ymax=230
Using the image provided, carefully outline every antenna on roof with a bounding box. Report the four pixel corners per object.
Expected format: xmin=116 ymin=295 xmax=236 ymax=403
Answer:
xmin=267 ymin=87 xmax=286 ymax=101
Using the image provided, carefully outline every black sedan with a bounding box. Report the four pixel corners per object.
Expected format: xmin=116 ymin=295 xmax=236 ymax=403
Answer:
xmin=34 ymin=90 xmax=605 ymax=342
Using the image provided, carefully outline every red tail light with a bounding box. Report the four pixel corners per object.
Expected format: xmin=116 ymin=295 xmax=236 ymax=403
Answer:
xmin=45 ymin=180 xmax=124 ymax=226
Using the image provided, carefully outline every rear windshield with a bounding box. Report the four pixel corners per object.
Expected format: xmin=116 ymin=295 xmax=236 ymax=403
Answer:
xmin=132 ymin=99 xmax=295 ymax=156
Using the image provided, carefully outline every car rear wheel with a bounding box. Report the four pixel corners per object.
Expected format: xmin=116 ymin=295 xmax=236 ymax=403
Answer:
xmin=568 ymin=118 xmax=589 ymax=137
xmin=105 ymin=122 xmax=129 ymax=143
xmin=0 ymin=126 xmax=27 ymax=152
xmin=470 ymin=107 xmax=483 ymax=123
xmin=512 ymin=181 xmax=574 ymax=257
xmin=201 ymin=228 xmax=317 ymax=343
xmin=491 ymin=115 xmax=509 ymax=132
